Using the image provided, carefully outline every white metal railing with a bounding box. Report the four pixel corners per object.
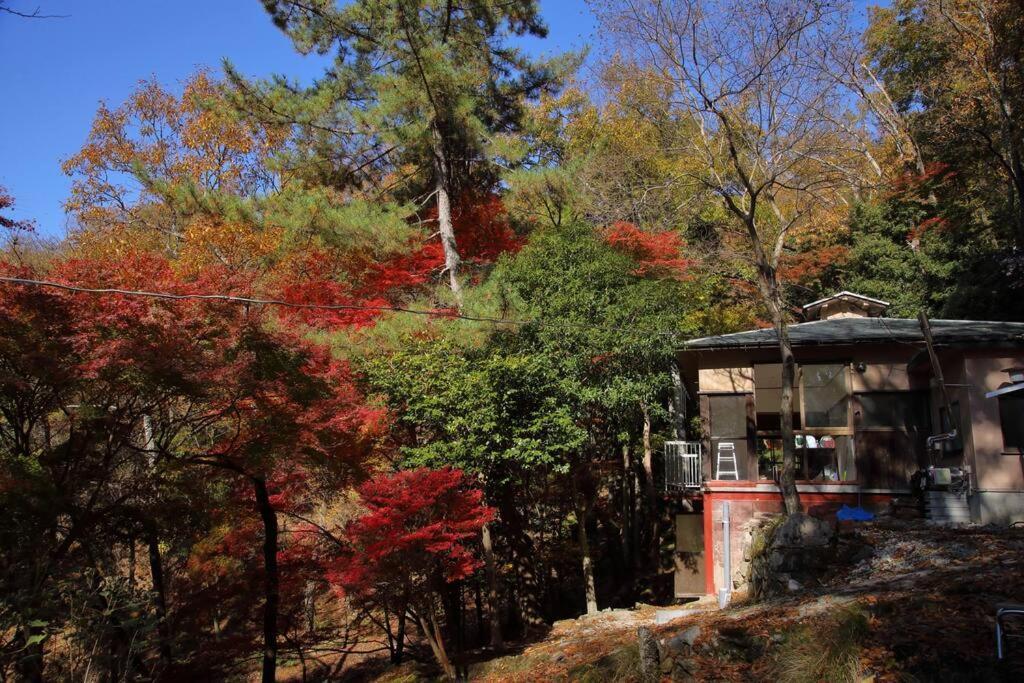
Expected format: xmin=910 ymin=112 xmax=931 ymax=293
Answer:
xmin=665 ymin=441 xmax=703 ymax=490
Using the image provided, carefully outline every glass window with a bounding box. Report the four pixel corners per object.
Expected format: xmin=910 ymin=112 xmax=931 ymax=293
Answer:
xmin=754 ymin=363 xmax=800 ymax=414
xmin=859 ymin=392 xmax=930 ymax=431
xmin=802 ymin=364 xmax=849 ymax=428
xmin=999 ymin=393 xmax=1024 ymax=451
xmin=757 ymin=438 xmax=782 ymax=481
xmin=801 ymin=434 xmax=853 ymax=481
xmin=709 ymin=394 xmax=748 ymax=437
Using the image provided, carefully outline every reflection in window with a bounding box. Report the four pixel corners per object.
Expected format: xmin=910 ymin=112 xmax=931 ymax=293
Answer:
xmin=755 ymin=435 xmax=855 ymax=481
xmin=709 ymin=394 xmax=747 ymax=438
xmin=803 ymin=364 xmax=849 ymax=428
xmin=859 ymin=392 xmax=930 ymax=431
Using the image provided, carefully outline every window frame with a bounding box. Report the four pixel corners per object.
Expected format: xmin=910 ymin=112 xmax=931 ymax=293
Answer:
xmin=797 ymin=362 xmax=854 ymax=436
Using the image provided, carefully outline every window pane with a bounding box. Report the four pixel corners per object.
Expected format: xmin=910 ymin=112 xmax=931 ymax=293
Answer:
xmin=803 ymin=364 xmax=849 ymax=428
xmin=754 ymin=364 xmax=800 ymax=413
xmin=859 ymin=392 xmax=930 ymax=431
xmin=999 ymin=393 xmax=1024 ymax=450
xmin=709 ymin=394 xmax=748 ymax=437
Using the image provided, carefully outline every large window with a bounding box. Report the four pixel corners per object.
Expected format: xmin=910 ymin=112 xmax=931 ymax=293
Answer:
xmin=859 ymin=391 xmax=930 ymax=431
xmin=802 ymin=364 xmax=849 ymax=428
xmin=709 ymin=394 xmax=748 ymax=438
xmin=999 ymin=393 xmax=1024 ymax=451
xmin=754 ymin=363 xmax=801 ymax=431
xmin=708 ymin=394 xmax=751 ymax=480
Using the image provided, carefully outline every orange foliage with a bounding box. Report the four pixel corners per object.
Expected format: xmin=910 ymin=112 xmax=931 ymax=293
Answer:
xmin=603 ymin=221 xmax=690 ymax=278
xmin=63 ymin=72 xmax=286 ymax=271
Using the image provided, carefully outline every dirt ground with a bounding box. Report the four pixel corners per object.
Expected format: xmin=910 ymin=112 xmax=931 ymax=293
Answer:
xmin=443 ymin=520 xmax=1024 ymax=682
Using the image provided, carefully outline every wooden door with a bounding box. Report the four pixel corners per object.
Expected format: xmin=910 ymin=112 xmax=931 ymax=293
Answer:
xmin=674 ymin=513 xmax=706 ymax=597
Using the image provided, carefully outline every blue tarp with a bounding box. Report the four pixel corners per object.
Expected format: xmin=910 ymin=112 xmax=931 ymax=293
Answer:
xmin=836 ymin=505 xmax=874 ymax=522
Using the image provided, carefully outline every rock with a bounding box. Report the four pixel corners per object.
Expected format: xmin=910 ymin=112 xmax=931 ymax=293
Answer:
xmin=663 ymin=625 xmax=702 ymax=654
xmin=637 ymin=626 xmax=660 ymax=683
xmin=673 ymin=657 xmax=697 ymax=682
xmin=551 ymin=651 xmax=566 ymax=663
xmin=775 ymin=512 xmax=835 ymax=547
xmin=787 ymin=578 xmax=802 ymax=592
xmin=660 ymin=656 xmax=675 ymax=674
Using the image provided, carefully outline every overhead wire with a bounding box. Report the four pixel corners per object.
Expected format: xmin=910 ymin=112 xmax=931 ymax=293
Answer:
xmin=0 ymin=276 xmax=957 ymax=347
xmin=0 ymin=275 xmax=684 ymax=339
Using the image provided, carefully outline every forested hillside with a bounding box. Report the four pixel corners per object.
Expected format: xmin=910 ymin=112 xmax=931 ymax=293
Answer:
xmin=1 ymin=1 xmax=1023 ymax=680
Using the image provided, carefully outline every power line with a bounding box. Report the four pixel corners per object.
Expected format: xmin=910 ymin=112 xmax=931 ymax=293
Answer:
xmin=0 ymin=276 xmax=682 ymax=338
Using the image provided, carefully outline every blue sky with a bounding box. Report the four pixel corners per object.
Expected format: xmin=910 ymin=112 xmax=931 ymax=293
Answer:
xmin=0 ymin=0 xmax=595 ymax=237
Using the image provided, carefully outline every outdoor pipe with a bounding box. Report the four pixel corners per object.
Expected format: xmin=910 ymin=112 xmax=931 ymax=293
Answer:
xmin=718 ymin=500 xmax=731 ymax=609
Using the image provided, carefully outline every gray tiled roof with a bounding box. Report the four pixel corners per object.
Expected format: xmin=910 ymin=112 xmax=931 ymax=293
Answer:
xmin=682 ymin=318 xmax=1024 ymax=351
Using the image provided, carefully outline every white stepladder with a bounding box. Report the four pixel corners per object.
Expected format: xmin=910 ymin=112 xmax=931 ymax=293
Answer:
xmin=715 ymin=441 xmax=739 ymax=480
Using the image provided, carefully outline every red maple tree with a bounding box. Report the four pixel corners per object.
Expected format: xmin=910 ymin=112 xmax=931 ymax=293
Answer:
xmin=603 ymin=221 xmax=690 ymax=278
xmin=326 ymin=467 xmax=493 ymax=679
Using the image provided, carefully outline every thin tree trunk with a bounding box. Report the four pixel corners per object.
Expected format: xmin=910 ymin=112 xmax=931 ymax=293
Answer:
xmin=414 ymin=606 xmax=455 ymax=681
xmin=480 ymin=522 xmax=503 ymax=649
xmin=147 ymin=526 xmax=173 ymax=670
xmin=473 ymin=582 xmax=483 ymax=646
xmin=641 ymin=403 xmax=660 ymax=567
xmin=766 ymin=287 xmax=801 ymax=515
xmin=128 ymin=535 xmax=136 ymax=590
xmin=432 ymin=124 xmax=462 ymax=305
xmin=253 ymin=477 xmax=279 ymax=683
xmin=576 ymin=497 xmax=598 ymax=615
xmin=1010 ymin=148 xmax=1024 ymax=248
xmin=622 ymin=443 xmax=633 ymax=567
xmin=669 ymin=361 xmax=687 ymax=439
xmin=393 ymin=606 xmax=406 ymax=664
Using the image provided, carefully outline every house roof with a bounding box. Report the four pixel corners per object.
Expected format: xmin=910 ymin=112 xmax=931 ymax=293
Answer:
xmin=682 ymin=318 xmax=1024 ymax=351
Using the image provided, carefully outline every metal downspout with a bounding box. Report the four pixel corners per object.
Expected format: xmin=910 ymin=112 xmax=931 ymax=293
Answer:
xmin=718 ymin=500 xmax=731 ymax=608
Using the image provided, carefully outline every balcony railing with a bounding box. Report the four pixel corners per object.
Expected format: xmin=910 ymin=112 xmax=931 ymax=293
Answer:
xmin=665 ymin=441 xmax=703 ymax=491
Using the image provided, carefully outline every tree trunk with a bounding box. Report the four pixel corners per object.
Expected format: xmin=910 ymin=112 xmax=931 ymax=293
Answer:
xmin=766 ymin=289 xmax=801 ymax=515
xmin=146 ymin=526 xmax=173 ymax=670
xmin=480 ymin=522 xmax=503 ymax=649
xmin=641 ymin=405 xmax=655 ymax=499
xmin=415 ymin=606 xmax=456 ymax=681
xmin=432 ymin=124 xmax=462 ymax=305
xmin=641 ymin=403 xmax=661 ymax=568
xmin=253 ymin=477 xmax=279 ymax=683
xmin=669 ymin=361 xmax=687 ymax=439
xmin=577 ymin=498 xmax=599 ymax=615
xmin=622 ymin=443 xmax=634 ymax=567
xmin=1009 ymin=146 xmax=1024 ymax=248
xmin=392 ymin=606 xmax=406 ymax=664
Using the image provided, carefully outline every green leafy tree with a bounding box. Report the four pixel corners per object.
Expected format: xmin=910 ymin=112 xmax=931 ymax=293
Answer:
xmin=369 ymin=220 xmax=700 ymax=618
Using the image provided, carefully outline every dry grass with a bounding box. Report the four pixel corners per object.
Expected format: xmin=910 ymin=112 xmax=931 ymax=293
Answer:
xmin=567 ymin=643 xmax=640 ymax=683
xmin=774 ymin=606 xmax=869 ymax=683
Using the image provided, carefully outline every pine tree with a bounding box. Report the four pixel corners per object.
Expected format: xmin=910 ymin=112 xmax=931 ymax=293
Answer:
xmin=235 ymin=0 xmax=572 ymax=306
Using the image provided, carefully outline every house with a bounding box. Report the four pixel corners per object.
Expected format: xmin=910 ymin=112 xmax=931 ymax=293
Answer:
xmin=668 ymin=291 xmax=1024 ymax=598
